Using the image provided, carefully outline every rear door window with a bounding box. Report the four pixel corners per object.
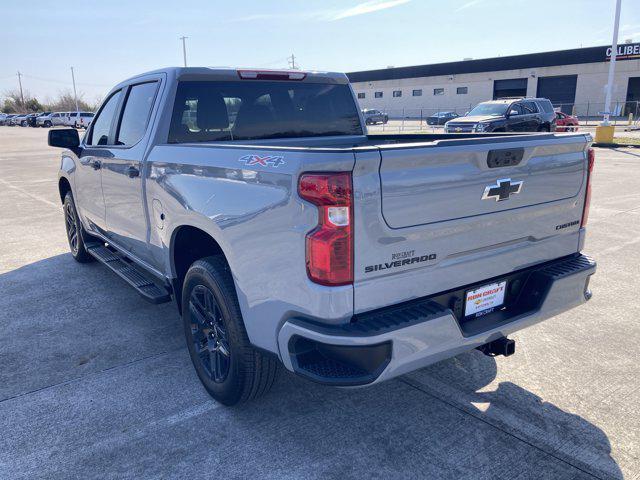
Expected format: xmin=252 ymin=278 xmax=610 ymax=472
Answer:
xmin=522 ymin=101 xmax=539 ymax=114
xmin=87 ymin=90 xmax=122 ymax=146
xmin=116 ymin=82 xmax=158 ymax=146
xmin=168 ymin=80 xmax=362 ymax=142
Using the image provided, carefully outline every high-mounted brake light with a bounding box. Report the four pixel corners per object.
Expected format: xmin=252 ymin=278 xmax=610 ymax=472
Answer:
xmin=581 ymin=147 xmax=595 ymax=227
xmin=299 ymin=173 xmax=353 ymax=286
xmin=237 ymin=70 xmax=307 ymax=81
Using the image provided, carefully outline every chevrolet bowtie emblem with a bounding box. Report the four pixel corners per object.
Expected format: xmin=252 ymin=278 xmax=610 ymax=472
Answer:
xmin=482 ymin=178 xmax=523 ymax=201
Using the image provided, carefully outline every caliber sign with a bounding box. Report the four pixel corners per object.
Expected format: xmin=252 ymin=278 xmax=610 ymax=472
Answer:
xmin=606 ymin=43 xmax=640 ymax=61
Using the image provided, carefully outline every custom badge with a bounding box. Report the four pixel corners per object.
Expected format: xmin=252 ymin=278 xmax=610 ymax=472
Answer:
xmin=238 ymin=154 xmax=285 ymax=167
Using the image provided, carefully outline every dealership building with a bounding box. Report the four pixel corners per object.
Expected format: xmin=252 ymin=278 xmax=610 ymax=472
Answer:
xmin=347 ymin=43 xmax=640 ymax=117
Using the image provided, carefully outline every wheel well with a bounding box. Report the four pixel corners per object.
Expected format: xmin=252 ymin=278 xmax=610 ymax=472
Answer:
xmin=58 ymin=177 xmax=71 ymax=204
xmin=172 ymin=226 xmax=225 ymax=309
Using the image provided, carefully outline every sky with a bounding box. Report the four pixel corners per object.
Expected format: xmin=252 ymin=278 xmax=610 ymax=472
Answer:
xmin=1 ymin=0 xmax=639 ymax=104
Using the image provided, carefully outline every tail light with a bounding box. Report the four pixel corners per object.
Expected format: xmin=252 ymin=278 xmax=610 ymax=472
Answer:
xmin=581 ymin=147 xmax=595 ymax=227
xmin=298 ymin=172 xmax=353 ymax=286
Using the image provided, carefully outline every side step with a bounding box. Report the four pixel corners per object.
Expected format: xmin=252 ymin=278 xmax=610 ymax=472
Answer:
xmin=86 ymin=243 xmax=172 ymax=304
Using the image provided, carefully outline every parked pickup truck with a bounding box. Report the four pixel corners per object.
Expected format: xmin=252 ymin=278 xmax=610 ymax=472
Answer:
xmin=48 ymin=67 xmax=596 ymax=406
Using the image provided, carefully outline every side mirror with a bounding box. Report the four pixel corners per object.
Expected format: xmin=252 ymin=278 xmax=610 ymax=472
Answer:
xmin=508 ymin=109 xmax=519 ymax=117
xmin=48 ymin=128 xmax=79 ymax=149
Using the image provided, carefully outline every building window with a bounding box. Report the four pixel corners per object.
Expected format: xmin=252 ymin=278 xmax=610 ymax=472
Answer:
xmin=357 ymin=92 xmax=365 ymax=99
xmin=412 ymin=89 xmax=422 ymax=96
xmin=457 ymin=87 xmax=468 ymax=95
xmin=393 ymin=90 xmax=402 ymax=97
xmin=375 ymin=91 xmax=383 ymax=98
xmin=433 ymin=88 xmax=444 ymax=96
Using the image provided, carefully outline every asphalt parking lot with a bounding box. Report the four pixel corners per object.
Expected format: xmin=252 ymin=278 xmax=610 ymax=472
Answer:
xmin=1 ymin=127 xmax=639 ymax=480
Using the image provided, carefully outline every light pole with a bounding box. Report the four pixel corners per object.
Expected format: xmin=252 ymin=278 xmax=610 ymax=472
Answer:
xmin=179 ymin=36 xmax=188 ymax=67
xmin=602 ymin=0 xmax=621 ymax=126
xmin=70 ymin=67 xmax=79 ymax=112
xmin=596 ymin=0 xmax=622 ymax=143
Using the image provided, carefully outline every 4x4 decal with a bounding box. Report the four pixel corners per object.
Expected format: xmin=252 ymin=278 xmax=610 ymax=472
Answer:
xmin=238 ymin=154 xmax=285 ymax=167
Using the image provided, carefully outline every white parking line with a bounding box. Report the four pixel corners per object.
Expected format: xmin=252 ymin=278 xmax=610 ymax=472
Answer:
xmin=0 ymin=178 xmax=58 ymax=208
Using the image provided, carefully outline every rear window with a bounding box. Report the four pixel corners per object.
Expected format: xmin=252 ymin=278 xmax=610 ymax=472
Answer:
xmin=168 ymin=81 xmax=362 ymax=143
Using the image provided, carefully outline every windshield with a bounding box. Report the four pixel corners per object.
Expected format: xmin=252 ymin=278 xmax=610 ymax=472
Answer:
xmin=169 ymin=80 xmax=362 ymax=143
xmin=467 ymin=103 xmax=508 ymax=117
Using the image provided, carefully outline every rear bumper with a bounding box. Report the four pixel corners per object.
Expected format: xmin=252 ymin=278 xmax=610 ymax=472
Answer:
xmin=277 ymin=254 xmax=595 ymax=386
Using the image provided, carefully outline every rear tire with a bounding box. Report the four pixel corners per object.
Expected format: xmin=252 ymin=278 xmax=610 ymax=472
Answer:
xmin=182 ymin=256 xmax=278 ymax=405
xmin=63 ymin=191 xmax=95 ymax=263
xmin=538 ymin=125 xmax=551 ymax=132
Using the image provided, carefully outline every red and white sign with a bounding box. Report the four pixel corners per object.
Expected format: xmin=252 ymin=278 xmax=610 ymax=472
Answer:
xmin=465 ymin=281 xmax=506 ymax=316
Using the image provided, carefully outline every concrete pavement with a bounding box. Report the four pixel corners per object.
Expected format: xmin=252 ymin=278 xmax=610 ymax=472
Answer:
xmin=0 ymin=127 xmax=638 ymax=479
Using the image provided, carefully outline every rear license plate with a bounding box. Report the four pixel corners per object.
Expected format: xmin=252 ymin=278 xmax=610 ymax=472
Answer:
xmin=465 ymin=281 xmax=507 ymax=317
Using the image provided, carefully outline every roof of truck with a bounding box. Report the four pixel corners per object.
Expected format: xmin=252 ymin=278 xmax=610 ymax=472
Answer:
xmin=114 ymin=67 xmax=350 ymax=89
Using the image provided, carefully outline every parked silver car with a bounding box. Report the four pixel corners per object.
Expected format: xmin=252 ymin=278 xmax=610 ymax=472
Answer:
xmin=37 ymin=112 xmax=68 ymax=128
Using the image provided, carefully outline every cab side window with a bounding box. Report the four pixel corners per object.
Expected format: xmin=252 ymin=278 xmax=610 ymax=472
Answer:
xmin=116 ymin=82 xmax=158 ymax=146
xmin=87 ymin=90 xmax=122 ymax=146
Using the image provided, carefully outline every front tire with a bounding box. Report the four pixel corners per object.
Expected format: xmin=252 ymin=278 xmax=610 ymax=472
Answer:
xmin=182 ymin=257 xmax=278 ymax=405
xmin=63 ymin=191 xmax=95 ymax=263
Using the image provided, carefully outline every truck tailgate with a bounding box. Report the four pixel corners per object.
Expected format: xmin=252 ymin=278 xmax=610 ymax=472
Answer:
xmin=353 ymin=134 xmax=591 ymax=313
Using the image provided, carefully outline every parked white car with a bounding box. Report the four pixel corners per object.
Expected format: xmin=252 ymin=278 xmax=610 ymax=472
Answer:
xmin=68 ymin=111 xmax=95 ymax=129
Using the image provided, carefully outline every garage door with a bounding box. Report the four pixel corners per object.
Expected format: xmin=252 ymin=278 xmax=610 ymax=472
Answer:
xmin=626 ymin=77 xmax=640 ymax=116
xmin=537 ymin=75 xmax=577 ymax=114
xmin=493 ymin=78 xmax=528 ymax=99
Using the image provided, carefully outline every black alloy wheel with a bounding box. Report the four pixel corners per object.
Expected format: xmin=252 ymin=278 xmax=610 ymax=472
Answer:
xmin=187 ymin=284 xmax=231 ymax=383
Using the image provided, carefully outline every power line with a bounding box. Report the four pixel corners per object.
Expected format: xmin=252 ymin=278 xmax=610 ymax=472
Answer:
xmin=19 ymin=72 xmax=111 ymax=88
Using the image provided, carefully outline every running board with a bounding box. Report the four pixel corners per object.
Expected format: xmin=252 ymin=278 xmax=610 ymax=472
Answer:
xmin=86 ymin=243 xmax=172 ymax=304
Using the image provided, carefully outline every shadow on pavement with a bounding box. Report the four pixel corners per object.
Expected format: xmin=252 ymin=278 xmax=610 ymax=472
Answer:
xmin=0 ymin=253 xmax=623 ymax=479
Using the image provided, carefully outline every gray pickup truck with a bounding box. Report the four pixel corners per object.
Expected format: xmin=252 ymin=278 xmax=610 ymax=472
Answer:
xmin=48 ymin=67 xmax=596 ymax=405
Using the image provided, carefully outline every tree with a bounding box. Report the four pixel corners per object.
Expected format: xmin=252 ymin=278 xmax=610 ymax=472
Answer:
xmin=46 ymin=89 xmax=94 ymax=112
xmin=2 ymin=89 xmax=26 ymax=113
xmin=2 ymin=99 xmax=17 ymax=113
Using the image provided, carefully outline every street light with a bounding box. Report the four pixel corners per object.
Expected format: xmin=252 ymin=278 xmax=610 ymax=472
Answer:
xmin=596 ymin=0 xmax=622 ymax=143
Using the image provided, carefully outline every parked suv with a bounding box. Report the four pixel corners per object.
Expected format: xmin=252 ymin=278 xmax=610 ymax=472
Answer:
xmin=445 ymin=98 xmax=556 ymax=133
xmin=362 ymin=109 xmax=389 ymax=125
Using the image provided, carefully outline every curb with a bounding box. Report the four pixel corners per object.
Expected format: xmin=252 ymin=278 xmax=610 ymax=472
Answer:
xmin=592 ymin=143 xmax=640 ymax=148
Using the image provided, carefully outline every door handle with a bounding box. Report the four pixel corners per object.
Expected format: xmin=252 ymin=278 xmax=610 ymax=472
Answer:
xmin=90 ymin=159 xmax=101 ymax=170
xmin=126 ymin=165 xmax=140 ymax=178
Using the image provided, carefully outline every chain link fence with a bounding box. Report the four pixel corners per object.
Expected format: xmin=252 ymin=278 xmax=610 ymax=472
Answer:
xmin=364 ymin=101 xmax=640 ymax=132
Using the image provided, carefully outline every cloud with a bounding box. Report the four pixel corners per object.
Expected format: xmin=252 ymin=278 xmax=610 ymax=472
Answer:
xmin=232 ymin=0 xmax=412 ymax=23
xmin=455 ymin=0 xmax=484 ymax=12
xmin=331 ymin=0 xmax=412 ymax=21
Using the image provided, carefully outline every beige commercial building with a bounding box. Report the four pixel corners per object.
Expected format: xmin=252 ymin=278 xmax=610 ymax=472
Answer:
xmin=348 ymin=43 xmax=640 ymax=118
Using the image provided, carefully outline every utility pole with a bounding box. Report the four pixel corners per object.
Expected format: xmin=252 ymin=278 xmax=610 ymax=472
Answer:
xmin=70 ymin=66 xmax=79 ymax=112
xmin=602 ymin=0 xmax=622 ymax=126
xmin=17 ymin=71 xmax=25 ymax=111
xmin=287 ymin=54 xmax=298 ymax=70
xmin=179 ymin=36 xmax=188 ymax=67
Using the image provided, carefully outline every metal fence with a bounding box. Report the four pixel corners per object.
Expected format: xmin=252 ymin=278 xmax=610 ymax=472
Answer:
xmin=363 ymin=101 xmax=640 ymax=132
